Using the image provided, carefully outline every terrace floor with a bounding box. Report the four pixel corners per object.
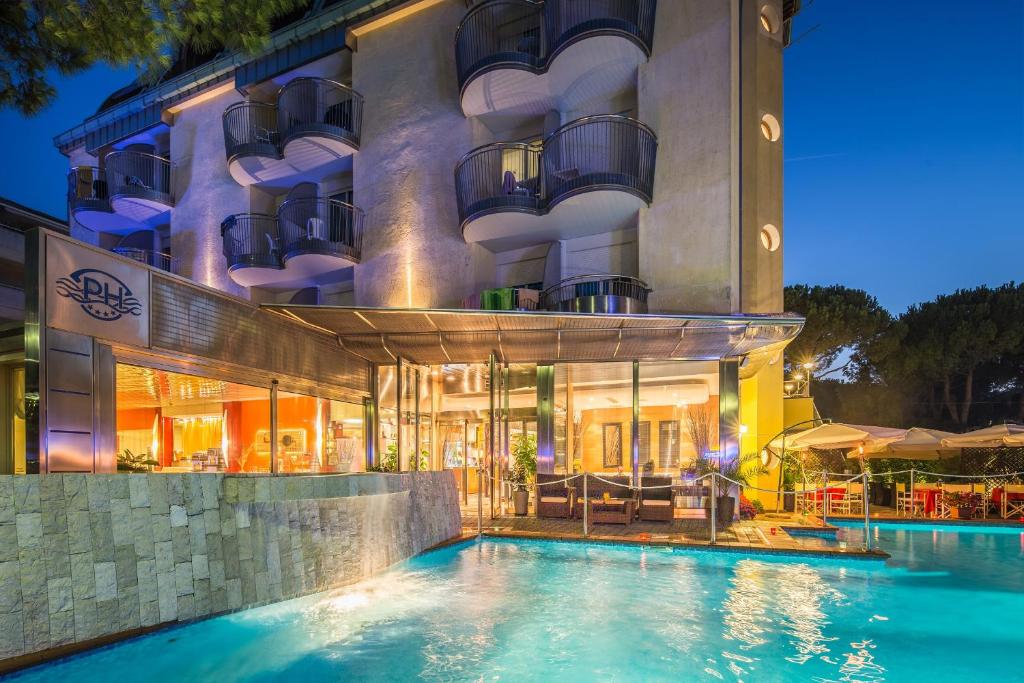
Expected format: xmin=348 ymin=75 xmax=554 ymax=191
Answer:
xmin=458 ymin=495 xmax=889 ymax=559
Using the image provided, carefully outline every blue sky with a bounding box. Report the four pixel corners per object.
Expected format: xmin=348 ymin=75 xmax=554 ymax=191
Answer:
xmin=2 ymin=1 xmax=1021 ymax=313
xmin=784 ymin=0 xmax=1024 ymax=312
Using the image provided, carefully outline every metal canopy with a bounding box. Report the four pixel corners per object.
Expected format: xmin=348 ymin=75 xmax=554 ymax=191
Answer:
xmin=265 ymin=305 xmax=804 ymax=366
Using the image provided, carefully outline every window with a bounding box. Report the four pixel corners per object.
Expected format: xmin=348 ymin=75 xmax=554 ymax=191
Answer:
xmin=659 ymin=421 xmax=680 ymax=468
xmin=603 ymin=423 xmax=622 ymax=469
xmin=638 ymin=421 xmax=651 ymax=465
xmin=760 ymin=224 xmax=781 ymax=252
xmin=760 ymin=113 xmax=781 ymax=142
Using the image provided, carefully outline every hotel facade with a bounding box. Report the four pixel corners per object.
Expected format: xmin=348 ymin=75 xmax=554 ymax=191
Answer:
xmin=20 ymin=0 xmax=803 ymax=505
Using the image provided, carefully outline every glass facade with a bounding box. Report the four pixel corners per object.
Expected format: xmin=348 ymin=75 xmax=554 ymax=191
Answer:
xmin=115 ymin=364 xmax=364 ymax=474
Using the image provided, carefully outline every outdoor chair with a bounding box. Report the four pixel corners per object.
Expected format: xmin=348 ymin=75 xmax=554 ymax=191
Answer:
xmin=831 ymin=482 xmax=864 ymax=516
xmin=535 ymin=473 xmax=574 ymax=519
xmin=971 ymin=483 xmax=989 ymax=519
xmin=638 ymin=476 xmax=674 ymax=522
xmin=895 ymin=482 xmax=917 ymax=517
xmin=1002 ymin=484 xmax=1024 ymax=519
xmin=937 ymin=483 xmax=972 ymax=519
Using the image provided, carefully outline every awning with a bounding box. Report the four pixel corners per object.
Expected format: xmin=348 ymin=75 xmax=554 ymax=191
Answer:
xmin=264 ymin=305 xmax=804 ymax=365
xmin=941 ymin=424 xmax=1024 ymax=448
xmin=770 ymin=423 xmax=907 ymax=452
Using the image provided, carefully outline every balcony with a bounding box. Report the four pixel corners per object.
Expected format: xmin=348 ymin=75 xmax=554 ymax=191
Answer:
xmin=540 ymin=274 xmax=650 ymax=314
xmin=112 ymin=247 xmax=180 ymax=275
xmin=456 ymin=0 xmax=656 ymax=120
xmin=464 ymin=286 xmax=540 ymax=311
xmin=222 ymin=197 xmax=364 ymax=288
xmin=223 ymin=78 xmax=363 ymax=189
xmin=456 ymin=115 xmax=656 ymax=250
xmin=67 ymin=166 xmax=144 ymax=233
xmin=104 ymin=151 xmax=174 ymax=227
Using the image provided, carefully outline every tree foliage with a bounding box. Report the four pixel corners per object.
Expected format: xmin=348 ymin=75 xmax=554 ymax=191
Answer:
xmin=783 ymin=284 xmax=891 ymax=379
xmin=1 ymin=0 xmax=308 ymax=115
xmin=797 ymin=282 xmax=1024 ymax=430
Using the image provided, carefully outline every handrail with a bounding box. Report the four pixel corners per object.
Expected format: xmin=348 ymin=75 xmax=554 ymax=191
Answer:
xmin=67 ymin=166 xmax=110 ymax=205
xmin=221 ymin=213 xmax=281 ymax=271
xmin=111 ymin=247 xmax=179 ymax=274
xmin=540 ymin=274 xmax=651 ymax=310
xmin=278 ymin=77 xmax=363 ymax=148
xmin=456 ymin=115 xmax=656 ymax=226
xmin=276 ymin=196 xmax=365 ymax=263
xmin=456 ymin=0 xmax=656 ymax=92
xmin=104 ymin=150 xmax=174 ymax=205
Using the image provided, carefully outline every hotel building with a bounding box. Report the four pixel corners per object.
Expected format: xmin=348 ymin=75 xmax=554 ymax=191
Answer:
xmin=19 ymin=0 xmax=803 ymax=507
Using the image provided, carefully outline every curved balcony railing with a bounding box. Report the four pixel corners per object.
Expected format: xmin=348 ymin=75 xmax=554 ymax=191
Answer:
xmin=455 ymin=142 xmax=542 ymax=224
xmin=540 ymin=274 xmax=651 ymax=313
xmin=67 ymin=166 xmax=111 ymax=214
xmin=278 ymin=197 xmax=364 ymax=262
xmin=278 ymin=78 xmax=363 ymax=149
xmin=223 ymin=101 xmax=281 ymax=164
xmin=221 ymin=213 xmax=282 ymax=272
xmin=456 ymin=0 xmax=656 ymax=93
xmin=105 ymin=151 xmax=174 ymax=206
xmin=112 ymin=247 xmax=179 ymax=274
xmin=456 ymin=0 xmax=543 ymax=87
xmin=455 ymin=115 xmax=655 ymax=226
xmin=543 ymin=115 xmax=656 ymax=208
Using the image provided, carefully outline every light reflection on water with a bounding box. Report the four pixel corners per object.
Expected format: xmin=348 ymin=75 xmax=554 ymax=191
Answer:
xmin=10 ymin=525 xmax=1024 ymax=682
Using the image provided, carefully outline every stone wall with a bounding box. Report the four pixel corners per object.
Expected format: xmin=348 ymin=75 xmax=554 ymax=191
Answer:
xmin=0 ymin=471 xmax=461 ymax=664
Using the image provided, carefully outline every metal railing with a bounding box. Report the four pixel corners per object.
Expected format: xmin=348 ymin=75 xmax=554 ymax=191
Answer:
xmin=221 ymin=213 xmax=282 ymax=272
xmin=277 ymin=197 xmax=365 ymax=263
xmin=104 ymin=151 xmax=174 ymax=206
xmin=112 ymin=247 xmax=180 ymax=274
xmin=540 ymin=274 xmax=651 ymax=313
xmin=455 ymin=142 xmax=542 ymax=224
xmin=278 ymin=78 xmax=363 ymax=149
xmin=222 ymin=101 xmax=281 ymax=163
xmin=456 ymin=0 xmax=656 ymax=92
xmin=455 ymin=116 xmax=656 ymax=226
xmin=543 ymin=115 xmax=656 ymax=208
xmin=456 ymin=0 xmax=543 ymax=87
xmin=67 ymin=166 xmax=111 ymax=213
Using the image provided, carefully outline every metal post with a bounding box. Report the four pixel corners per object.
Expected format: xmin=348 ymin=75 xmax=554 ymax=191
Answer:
xmin=395 ymin=358 xmax=403 ymax=472
xmin=631 ymin=360 xmax=640 ymax=485
xmin=910 ymin=469 xmax=916 ymax=518
xmin=863 ymin=472 xmax=871 ymax=551
xmin=709 ymin=473 xmax=717 ymax=545
xmin=269 ymin=380 xmax=279 ymax=474
xmin=488 ymin=353 xmax=496 ymax=520
xmin=477 ymin=466 xmax=483 ymax=537
xmin=821 ymin=470 xmax=828 ymax=527
xmin=582 ymin=473 xmax=588 ymax=537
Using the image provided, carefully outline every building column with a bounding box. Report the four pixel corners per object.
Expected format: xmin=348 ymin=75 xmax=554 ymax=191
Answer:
xmin=535 ymin=365 xmax=555 ymax=473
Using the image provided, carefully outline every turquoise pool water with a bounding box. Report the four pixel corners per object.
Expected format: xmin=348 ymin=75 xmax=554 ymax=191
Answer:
xmin=8 ymin=523 xmax=1024 ymax=682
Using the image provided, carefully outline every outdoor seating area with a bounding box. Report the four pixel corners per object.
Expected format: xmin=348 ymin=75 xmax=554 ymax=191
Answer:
xmin=532 ymin=473 xmax=713 ymax=526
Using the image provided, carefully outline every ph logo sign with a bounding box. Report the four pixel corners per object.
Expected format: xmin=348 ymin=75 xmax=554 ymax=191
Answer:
xmin=55 ymin=268 xmax=143 ymax=321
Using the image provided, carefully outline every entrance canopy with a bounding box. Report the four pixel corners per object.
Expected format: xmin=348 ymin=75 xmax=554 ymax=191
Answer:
xmin=264 ymin=305 xmax=804 ymax=365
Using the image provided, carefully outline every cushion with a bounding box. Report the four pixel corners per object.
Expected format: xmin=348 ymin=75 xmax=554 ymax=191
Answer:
xmin=540 ymin=497 xmax=568 ymax=503
xmin=642 ymin=499 xmax=672 ymax=507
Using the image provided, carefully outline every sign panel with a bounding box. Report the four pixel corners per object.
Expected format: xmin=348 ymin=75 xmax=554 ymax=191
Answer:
xmin=46 ymin=236 xmax=150 ymax=347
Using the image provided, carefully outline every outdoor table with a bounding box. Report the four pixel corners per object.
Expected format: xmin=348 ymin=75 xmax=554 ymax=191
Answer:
xmin=588 ymin=498 xmax=635 ymax=525
xmin=991 ymin=488 xmax=1024 ymax=517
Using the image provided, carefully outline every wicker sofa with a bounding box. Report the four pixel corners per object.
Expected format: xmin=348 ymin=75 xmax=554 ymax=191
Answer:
xmin=638 ymin=476 xmax=675 ymax=521
xmin=535 ymin=472 xmax=575 ymax=518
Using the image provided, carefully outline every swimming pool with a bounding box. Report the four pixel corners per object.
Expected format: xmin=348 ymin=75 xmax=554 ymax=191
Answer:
xmin=8 ymin=523 xmax=1024 ymax=682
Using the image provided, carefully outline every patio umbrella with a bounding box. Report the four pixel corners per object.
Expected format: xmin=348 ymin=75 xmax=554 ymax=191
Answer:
xmin=860 ymin=427 xmax=958 ymax=460
xmin=940 ymin=423 xmax=1024 ymax=448
xmin=770 ymin=423 xmax=907 ymax=451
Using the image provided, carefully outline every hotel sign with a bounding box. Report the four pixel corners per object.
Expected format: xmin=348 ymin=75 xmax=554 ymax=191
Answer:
xmin=46 ymin=237 xmax=150 ymax=347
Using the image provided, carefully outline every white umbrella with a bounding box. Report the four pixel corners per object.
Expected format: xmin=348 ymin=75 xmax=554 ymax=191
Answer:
xmin=860 ymin=427 xmax=958 ymax=460
xmin=941 ymin=423 xmax=1024 ymax=448
xmin=771 ymin=423 xmax=907 ymax=451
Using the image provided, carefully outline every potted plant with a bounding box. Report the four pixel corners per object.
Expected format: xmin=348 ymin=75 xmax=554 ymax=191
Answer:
xmin=509 ymin=433 xmax=537 ymax=516
xmin=117 ymin=449 xmax=158 ymax=473
xmin=943 ymin=491 xmax=981 ymax=519
xmin=696 ymin=451 xmax=767 ymax=526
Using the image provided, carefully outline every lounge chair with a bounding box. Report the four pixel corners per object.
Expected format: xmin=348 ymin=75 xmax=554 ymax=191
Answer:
xmin=638 ymin=476 xmax=674 ymax=522
xmin=535 ymin=473 xmax=574 ymax=519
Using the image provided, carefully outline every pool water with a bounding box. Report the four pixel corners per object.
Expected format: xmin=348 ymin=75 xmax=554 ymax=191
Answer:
xmin=8 ymin=524 xmax=1024 ymax=682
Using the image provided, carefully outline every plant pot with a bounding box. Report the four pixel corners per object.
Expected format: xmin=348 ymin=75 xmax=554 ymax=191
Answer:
xmin=513 ymin=489 xmax=529 ymax=516
xmin=716 ymin=496 xmax=735 ymax=525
